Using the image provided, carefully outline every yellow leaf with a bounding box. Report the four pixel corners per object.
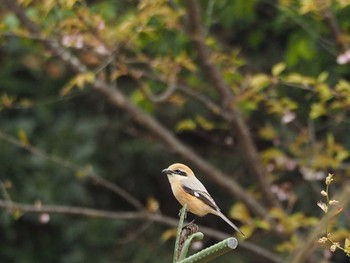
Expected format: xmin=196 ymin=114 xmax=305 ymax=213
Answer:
xmin=229 ymin=202 xmax=251 ymax=223
xmin=272 ymin=62 xmax=286 ymax=76
xmin=12 ymin=208 xmax=23 ymax=220
xmin=284 ymin=73 xmax=316 ymax=86
xmin=60 ymin=72 xmax=95 ymax=96
xmin=176 ymin=52 xmax=197 ymax=72
xmin=168 ymin=94 xmax=185 ymax=106
xmin=19 ymin=98 xmax=33 ymax=108
xmin=269 ymin=207 xmax=288 ymax=221
xmin=276 ymin=235 xmax=298 ymax=252
xmin=146 ymin=197 xmax=159 ymax=213
xmin=75 ymin=72 xmax=95 ymax=88
xmin=315 ymin=83 xmax=332 ymax=101
xmin=259 ymin=123 xmax=276 ymax=140
xmin=317 ymin=71 xmax=329 ymax=83
xmin=195 ymin=116 xmax=214 ymax=131
xmin=176 ymin=119 xmax=196 ymax=132
xmin=335 ymin=150 xmax=349 ymax=163
xmin=261 ymin=148 xmax=285 ymax=163
xmin=337 ymin=0 xmax=350 ymax=8
xmin=18 ymin=0 xmax=33 ymax=6
xmin=253 ymin=218 xmax=271 ymax=230
xmin=60 ymin=0 xmax=81 ymax=9
xmin=18 ymin=128 xmax=30 ymax=146
xmin=344 ymin=238 xmax=350 ymax=257
xmin=335 ymin=79 xmax=350 ymax=92
xmin=310 ymin=103 xmax=326 ymax=119
xmin=250 ymin=74 xmax=270 ymax=90
xmin=238 ymin=225 xmax=254 ymax=239
xmin=327 ymin=133 xmax=335 ymax=149
xmin=299 ymin=0 xmax=317 ymax=14
xmin=75 ymin=165 xmax=93 ymax=178
xmin=161 ymin=228 xmax=177 ymax=242
xmin=1 ymin=93 xmax=15 ymax=108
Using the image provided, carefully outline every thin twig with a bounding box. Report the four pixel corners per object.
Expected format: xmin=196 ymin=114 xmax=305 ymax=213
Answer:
xmin=137 ymin=78 xmax=178 ymax=103
xmin=177 ymin=84 xmax=227 ymax=117
xmin=116 ymin=221 xmax=154 ymax=245
xmin=288 ymin=183 xmax=350 ymax=263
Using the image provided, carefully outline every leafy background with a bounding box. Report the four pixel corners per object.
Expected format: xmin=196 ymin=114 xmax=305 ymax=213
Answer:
xmin=1 ymin=0 xmax=350 ymax=262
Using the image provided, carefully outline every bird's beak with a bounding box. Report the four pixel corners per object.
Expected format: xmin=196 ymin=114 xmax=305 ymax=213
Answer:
xmin=162 ymin=168 xmax=172 ymax=175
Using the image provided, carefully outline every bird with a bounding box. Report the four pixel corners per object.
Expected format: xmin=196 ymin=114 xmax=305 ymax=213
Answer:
xmin=162 ymin=163 xmax=245 ymax=237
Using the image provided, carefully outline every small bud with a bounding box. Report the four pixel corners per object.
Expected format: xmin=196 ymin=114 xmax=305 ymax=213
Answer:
xmin=329 ymin=200 xmax=339 ymax=205
xmin=327 ymin=233 xmax=332 ymax=239
xmin=318 ymin=237 xmax=328 ymax=244
xmin=330 ymin=244 xmax=337 ymax=252
xmin=325 ymin=174 xmax=333 ymax=185
xmin=321 ymin=190 xmax=328 ymax=196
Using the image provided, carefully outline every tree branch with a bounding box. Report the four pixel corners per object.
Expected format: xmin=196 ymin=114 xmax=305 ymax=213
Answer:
xmin=184 ymin=0 xmax=280 ymax=209
xmin=319 ymin=2 xmax=348 ymax=53
xmin=0 ymin=131 xmax=144 ymax=210
xmin=0 ymin=199 xmax=283 ymax=263
xmin=184 ymin=0 xmax=232 ymax=107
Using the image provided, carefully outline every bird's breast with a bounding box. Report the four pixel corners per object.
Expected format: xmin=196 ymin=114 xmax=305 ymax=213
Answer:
xmin=170 ymin=181 xmax=212 ymax=216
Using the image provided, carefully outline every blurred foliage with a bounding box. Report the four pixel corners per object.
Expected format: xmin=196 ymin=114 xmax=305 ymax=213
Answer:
xmin=1 ymin=0 xmax=350 ymax=262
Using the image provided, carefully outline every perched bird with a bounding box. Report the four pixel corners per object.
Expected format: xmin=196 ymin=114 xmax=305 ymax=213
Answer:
xmin=162 ymin=163 xmax=245 ymax=237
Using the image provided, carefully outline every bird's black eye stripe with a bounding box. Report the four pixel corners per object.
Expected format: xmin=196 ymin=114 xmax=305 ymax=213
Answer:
xmin=174 ymin=169 xmax=187 ymax=176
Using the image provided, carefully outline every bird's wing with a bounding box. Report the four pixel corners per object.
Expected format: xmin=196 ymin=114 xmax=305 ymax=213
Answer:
xmin=182 ymin=185 xmax=219 ymax=212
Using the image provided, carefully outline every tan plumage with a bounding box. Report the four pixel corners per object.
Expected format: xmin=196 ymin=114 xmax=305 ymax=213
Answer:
xmin=162 ymin=163 xmax=245 ymax=237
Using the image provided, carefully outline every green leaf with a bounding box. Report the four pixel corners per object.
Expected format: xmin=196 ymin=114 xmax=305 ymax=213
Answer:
xmin=130 ymin=90 xmax=154 ymax=113
xmin=317 ymin=71 xmax=329 ymax=83
xmin=3 ymin=14 xmax=20 ymax=30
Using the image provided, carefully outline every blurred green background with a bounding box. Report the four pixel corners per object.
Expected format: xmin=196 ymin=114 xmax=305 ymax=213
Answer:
xmin=1 ymin=0 xmax=350 ymax=262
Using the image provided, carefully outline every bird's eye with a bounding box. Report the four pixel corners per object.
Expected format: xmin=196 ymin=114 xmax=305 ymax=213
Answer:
xmin=174 ymin=169 xmax=187 ymax=176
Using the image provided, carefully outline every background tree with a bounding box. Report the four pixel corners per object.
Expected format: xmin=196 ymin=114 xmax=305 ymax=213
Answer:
xmin=1 ymin=0 xmax=350 ymax=262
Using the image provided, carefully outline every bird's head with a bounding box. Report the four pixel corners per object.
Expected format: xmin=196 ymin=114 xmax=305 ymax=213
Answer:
xmin=162 ymin=163 xmax=195 ymax=178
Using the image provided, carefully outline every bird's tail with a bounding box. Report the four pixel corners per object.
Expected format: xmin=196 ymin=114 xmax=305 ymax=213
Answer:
xmin=215 ymin=210 xmax=246 ymax=237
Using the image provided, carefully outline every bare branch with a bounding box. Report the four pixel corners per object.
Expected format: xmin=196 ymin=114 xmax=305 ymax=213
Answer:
xmin=320 ymin=3 xmax=348 ymax=53
xmin=184 ymin=0 xmax=232 ymax=107
xmin=0 ymin=131 xmax=144 ymax=210
xmin=0 ymin=199 xmax=146 ymax=220
xmin=0 ymin=199 xmax=283 ymax=263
